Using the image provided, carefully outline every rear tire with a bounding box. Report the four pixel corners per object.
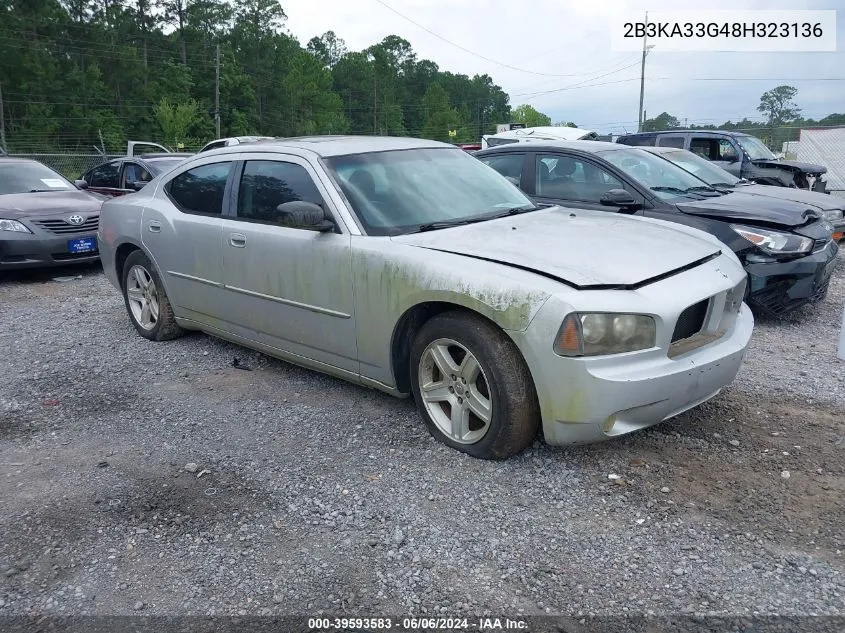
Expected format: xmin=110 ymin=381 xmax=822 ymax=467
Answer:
xmin=409 ymin=310 xmax=540 ymax=460
xmin=121 ymin=250 xmax=183 ymax=341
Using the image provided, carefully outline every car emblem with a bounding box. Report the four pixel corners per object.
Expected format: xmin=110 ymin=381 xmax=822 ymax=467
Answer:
xmin=67 ymin=214 xmax=85 ymax=225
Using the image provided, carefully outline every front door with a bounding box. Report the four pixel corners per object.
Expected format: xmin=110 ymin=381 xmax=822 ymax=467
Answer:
xmin=531 ymin=152 xmax=645 ymax=214
xmin=219 ymin=154 xmax=358 ymax=373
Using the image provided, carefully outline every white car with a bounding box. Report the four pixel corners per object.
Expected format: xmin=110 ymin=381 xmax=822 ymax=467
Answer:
xmin=97 ymin=136 xmax=754 ymax=459
xmin=198 ymin=136 xmax=276 ymax=153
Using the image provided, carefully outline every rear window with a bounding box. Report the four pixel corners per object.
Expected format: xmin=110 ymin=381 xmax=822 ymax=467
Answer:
xmin=617 ymin=135 xmax=657 ymax=147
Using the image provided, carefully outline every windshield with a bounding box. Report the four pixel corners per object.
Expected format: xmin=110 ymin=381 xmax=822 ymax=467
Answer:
xmin=659 ymin=150 xmax=741 ymax=186
xmin=0 ymin=162 xmax=74 ymax=195
xmin=324 ymin=147 xmax=535 ymax=235
xmin=736 ymin=135 xmax=776 ymax=161
xmin=596 ymin=148 xmax=715 ymax=200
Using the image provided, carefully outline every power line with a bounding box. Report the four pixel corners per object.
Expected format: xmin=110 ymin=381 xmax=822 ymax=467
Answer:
xmin=371 ymin=0 xmax=606 ymax=78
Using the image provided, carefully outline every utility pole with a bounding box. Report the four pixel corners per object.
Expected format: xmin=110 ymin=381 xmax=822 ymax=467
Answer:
xmin=637 ymin=11 xmax=649 ymax=132
xmin=215 ymin=43 xmax=221 ymax=138
xmin=0 ymin=80 xmax=6 ymax=154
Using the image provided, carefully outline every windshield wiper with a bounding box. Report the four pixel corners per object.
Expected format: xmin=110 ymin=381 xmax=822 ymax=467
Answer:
xmin=417 ymin=206 xmax=538 ymax=232
xmin=650 ymin=186 xmax=688 ymax=194
xmin=418 ymin=217 xmax=486 ymax=232
xmin=711 ymin=182 xmax=736 ymax=188
xmin=29 ymin=188 xmax=58 ymax=193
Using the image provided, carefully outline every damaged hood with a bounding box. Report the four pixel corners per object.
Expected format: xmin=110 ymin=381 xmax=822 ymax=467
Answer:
xmin=675 ymin=191 xmax=821 ymax=228
xmin=750 ymin=158 xmax=827 ymax=175
xmin=392 ymin=208 xmax=723 ymax=289
xmin=732 ymin=183 xmax=843 ymax=212
xmin=0 ymin=191 xmax=103 ymax=219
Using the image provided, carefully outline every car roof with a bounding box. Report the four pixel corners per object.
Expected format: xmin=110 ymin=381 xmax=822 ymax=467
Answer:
xmin=477 ymin=139 xmax=622 ymax=154
xmin=205 ymin=135 xmax=452 ymax=158
xmin=621 ymin=130 xmax=750 ymax=138
xmin=0 ymin=157 xmax=50 ymax=167
xmin=137 ymin=153 xmax=195 ymax=160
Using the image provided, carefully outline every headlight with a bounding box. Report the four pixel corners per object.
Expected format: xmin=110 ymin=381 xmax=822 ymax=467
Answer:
xmin=821 ymin=209 xmax=843 ymax=222
xmin=554 ymin=312 xmax=656 ymax=357
xmin=0 ymin=219 xmax=31 ymax=233
xmin=730 ymin=224 xmax=812 ymax=255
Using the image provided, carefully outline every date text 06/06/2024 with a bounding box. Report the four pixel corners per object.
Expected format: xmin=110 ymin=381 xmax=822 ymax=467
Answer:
xmin=306 ymin=616 xmax=529 ymax=630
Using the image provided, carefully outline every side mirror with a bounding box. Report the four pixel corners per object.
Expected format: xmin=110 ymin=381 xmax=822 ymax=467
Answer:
xmin=127 ymin=181 xmax=146 ymax=191
xmin=600 ymin=189 xmax=640 ymax=209
xmin=74 ymin=179 xmax=89 ymax=190
xmin=276 ymin=201 xmax=335 ymax=232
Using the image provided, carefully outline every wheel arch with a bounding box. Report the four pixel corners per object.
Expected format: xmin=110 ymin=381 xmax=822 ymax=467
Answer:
xmin=389 ymin=301 xmax=526 ymax=395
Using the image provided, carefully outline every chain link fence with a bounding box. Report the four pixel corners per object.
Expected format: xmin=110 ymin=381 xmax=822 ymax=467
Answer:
xmin=3 ymin=153 xmax=122 ymax=179
xmin=797 ymin=127 xmax=845 ymax=198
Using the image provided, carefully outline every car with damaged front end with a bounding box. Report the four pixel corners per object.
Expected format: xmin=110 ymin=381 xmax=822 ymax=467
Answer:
xmin=476 ymin=141 xmax=838 ymax=319
xmin=97 ymin=136 xmax=753 ymax=459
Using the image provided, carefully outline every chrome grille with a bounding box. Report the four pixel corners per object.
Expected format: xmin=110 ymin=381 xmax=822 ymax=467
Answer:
xmin=31 ymin=215 xmax=99 ymax=235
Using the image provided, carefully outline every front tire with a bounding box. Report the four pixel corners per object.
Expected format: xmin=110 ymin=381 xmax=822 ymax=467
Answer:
xmin=409 ymin=310 xmax=540 ymax=459
xmin=121 ymin=250 xmax=183 ymax=341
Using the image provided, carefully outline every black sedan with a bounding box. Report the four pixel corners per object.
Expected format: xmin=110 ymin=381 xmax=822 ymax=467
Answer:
xmin=77 ymin=153 xmax=193 ymax=198
xmin=0 ymin=158 xmax=104 ymax=270
xmin=475 ymin=141 xmax=839 ymax=318
xmin=639 ymin=146 xmax=845 ymax=242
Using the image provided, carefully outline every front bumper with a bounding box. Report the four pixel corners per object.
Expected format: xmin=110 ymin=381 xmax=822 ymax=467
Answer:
xmin=0 ymin=231 xmax=100 ymax=269
xmin=509 ymin=253 xmax=754 ymax=446
xmin=744 ymin=241 xmax=839 ymax=318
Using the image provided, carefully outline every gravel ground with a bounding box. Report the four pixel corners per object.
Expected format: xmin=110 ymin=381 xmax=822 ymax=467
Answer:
xmin=1 ymin=250 xmax=844 ymax=630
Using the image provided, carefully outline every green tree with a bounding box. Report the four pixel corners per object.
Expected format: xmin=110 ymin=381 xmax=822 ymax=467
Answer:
xmin=307 ymin=31 xmax=347 ymax=68
xmin=153 ymin=97 xmax=200 ymax=147
xmin=422 ymin=82 xmax=459 ymax=142
xmin=757 ymin=85 xmax=801 ymax=128
xmin=642 ymin=111 xmax=680 ymax=132
xmin=511 ymin=104 xmax=551 ymax=127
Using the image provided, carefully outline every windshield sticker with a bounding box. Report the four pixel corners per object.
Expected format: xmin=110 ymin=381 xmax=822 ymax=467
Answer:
xmin=40 ymin=178 xmax=70 ymax=188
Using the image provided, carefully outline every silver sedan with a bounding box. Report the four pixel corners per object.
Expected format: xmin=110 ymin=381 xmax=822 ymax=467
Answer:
xmin=97 ymin=136 xmax=754 ymax=459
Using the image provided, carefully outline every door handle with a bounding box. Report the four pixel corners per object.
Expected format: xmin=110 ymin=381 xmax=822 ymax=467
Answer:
xmin=229 ymin=233 xmax=246 ymax=248
xmin=148 ymin=220 xmax=161 ymax=233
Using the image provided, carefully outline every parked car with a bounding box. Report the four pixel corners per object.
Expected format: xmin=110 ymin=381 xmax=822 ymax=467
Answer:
xmin=98 ymin=136 xmax=753 ymax=459
xmin=475 ymin=141 xmax=838 ymax=318
xmin=0 ymin=158 xmax=103 ymax=270
xmin=77 ymin=153 xmax=194 ymax=198
xmin=640 ymin=146 xmax=845 ymax=242
xmin=481 ymin=125 xmax=598 ymax=149
xmin=198 ymin=136 xmax=275 ymax=153
xmin=615 ymin=130 xmax=828 ymax=193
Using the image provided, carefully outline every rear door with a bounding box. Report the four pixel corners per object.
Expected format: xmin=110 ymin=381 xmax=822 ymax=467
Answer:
xmin=83 ymin=160 xmax=125 ymax=197
xmin=141 ymin=158 xmax=235 ymax=324
xmin=476 ymin=152 xmax=529 ymax=191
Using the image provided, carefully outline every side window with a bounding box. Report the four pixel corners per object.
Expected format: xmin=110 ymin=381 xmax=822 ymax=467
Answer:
xmin=236 ymin=160 xmax=323 ymax=225
xmin=86 ymin=162 xmax=120 ymax=188
xmin=123 ymin=162 xmax=152 ymax=186
xmin=658 ymin=136 xmax=685 ymax=149
xmin=718 ymin=139 xmax=739 ymax=161
xmin=619 ymin=135 xmax=656 ymax=147
xmin=689 ymin=137 xmax=719 ymax=160
xmin=165 ymin=162 xmax=232 ymax=215
xmin=536 ymin=154 xmax=622 ymax=202
xmin=202 ymin=141 xmax=225 ymax=152
xmin=479 ymin=154 xmax=524 ymax=183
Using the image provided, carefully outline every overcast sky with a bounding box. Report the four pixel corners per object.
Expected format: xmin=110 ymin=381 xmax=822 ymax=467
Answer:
xmin=283 ymin=0 xmax=844 ymax=135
